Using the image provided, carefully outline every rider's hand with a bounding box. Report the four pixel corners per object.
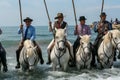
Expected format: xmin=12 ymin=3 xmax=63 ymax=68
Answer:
xmin=49 ymin=21 xmax=52 ymax=32
xmin=49 ymin=21 xmax=52 ymax=26
xmin=20 ymin=24 xmax=23 ymax=29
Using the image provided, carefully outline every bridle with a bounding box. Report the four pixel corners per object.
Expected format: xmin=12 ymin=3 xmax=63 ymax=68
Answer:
xmin=78 ymin=42 xmax=91 ymax=67
xmin=112 ymin=38 xmax=120 ymax=50
xmin=56 ymin=39 xmax=66 ymax=52
xmin=54 ymin=38 xmax=67 ymax=67
xmin=23 ymin=46 xmax=38 ymax=67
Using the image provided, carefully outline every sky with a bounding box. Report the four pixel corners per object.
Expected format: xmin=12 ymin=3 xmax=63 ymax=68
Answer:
xmin=0 ymin=0 xmax=120 ymax=26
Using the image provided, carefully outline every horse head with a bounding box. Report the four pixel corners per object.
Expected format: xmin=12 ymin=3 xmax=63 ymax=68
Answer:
xmin=106 ymin=30 xmax=120 ymax=50
xmin=79 ymin=35 xmax=91 ymax=54
xmin=23 ymin=40 xmax=38 ymax=70
xmin=55 ymin=28 xmax=66 ymax=52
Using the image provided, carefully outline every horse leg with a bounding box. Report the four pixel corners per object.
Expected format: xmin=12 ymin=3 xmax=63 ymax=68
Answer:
xmin=0 ymin=59 xmax=1 ymax=71
xmin=63 ymin=63 xmax=68 ymax=72
xmin=87 ymin=64 xmax=91 ymax=70
xmin=76 ymin=62 xmax=80 ymax=70
xmin=52 ymin=63 xmax=56 ymax=71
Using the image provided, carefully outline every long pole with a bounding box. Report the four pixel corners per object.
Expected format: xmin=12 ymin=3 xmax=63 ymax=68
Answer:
xmin=43 ymin=0 xmax=52 ymax=30
xmin=72 ymin=0 xmax=77 ymax=30
xmin=18 ymin=0 xmax=23 ymax=37
xmin=43 ymin=0 xmax=51 ymax=22
xmin=101 ymin=0 xmax=104 ymax=13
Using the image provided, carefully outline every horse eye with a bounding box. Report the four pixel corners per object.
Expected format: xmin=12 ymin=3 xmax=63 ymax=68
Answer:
xmin=115 ymin=37 xmax=117 ymax=40
xmin=81 ymin=42 xmax=84 ymax=45
xmin=56 ymin=36 xmax=59 ymax=39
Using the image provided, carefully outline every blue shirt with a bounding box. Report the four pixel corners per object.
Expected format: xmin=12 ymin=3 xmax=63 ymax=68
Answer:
xmin=18 ymin=25 xmax=36 ymax=41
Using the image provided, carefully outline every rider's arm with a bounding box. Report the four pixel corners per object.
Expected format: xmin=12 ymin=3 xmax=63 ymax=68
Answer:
xmin=18 ymin=28 xmax=23 ymax=34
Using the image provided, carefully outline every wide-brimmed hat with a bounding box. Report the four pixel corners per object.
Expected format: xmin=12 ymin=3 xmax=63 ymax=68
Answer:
xmin=100 ymin=12 xmax=107 ymax=17
xmin=79 ymin=16 xmax=87 ymax=21
xmin=23 ymin=17 xmax=33 ymax=22
xmin=55 ymin=13 xmax=64 ymax=19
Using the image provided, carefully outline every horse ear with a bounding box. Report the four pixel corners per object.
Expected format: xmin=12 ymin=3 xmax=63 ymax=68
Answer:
xmin=108 ymin=32 xmax=113 ymax=39
xmin=33 ymin=46 xmax=37 ymax=50
xmin=55 ymin=27 xmax=57 ymax=32
xmin=79 ymin=35 xmax=83 ymax=39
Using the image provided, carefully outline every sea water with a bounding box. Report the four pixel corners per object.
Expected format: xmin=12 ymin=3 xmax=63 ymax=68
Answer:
xmin=0 ymin=26 xmax=120 ymax=80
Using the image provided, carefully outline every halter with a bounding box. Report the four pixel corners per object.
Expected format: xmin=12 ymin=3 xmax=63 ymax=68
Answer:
xmin=56 ymin=39 xmax=66 ymax=51
xmin=54 ymin=39 xmax=67 ymax=67
xmin=78 ymin=43 xmax=91 ymax=68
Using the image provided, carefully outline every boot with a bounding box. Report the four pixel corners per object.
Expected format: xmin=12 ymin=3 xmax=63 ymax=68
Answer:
xmin=15 ymin=50 xmax=20 ymax=69
xmin=46 ymin=53 xmax=51 ymax=65
xmin=36 ymin=46 xmax=44 ymax=64
xmin=15 ymin=63 xmax=20 ymax=69
xmin=3 ymin=66 xmax=8 ymax=72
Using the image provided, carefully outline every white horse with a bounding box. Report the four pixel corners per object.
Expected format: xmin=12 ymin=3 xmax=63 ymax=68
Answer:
xmin=50 ymin=28 xmax=70 ymax=71
xmin=98 ymin=30 xmax=120 ymax=68
xmin=19 ymin=40 xmax=39 ymax=71
xmin=76 ymin=35 xmax=92 ymax=70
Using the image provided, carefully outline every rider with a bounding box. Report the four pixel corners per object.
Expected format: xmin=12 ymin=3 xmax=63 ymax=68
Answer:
xmin=93 ymin=12 xmax=112 ymax=65
xmin=73 ymin=16 xmax=91 ymax=64
xmin=46 ymin=13 xmax=73 ymax=65
xmin=0 ymin=28 xmax=8 ymax=72
xmin=15 ymin=17 xmax=44 ymax=69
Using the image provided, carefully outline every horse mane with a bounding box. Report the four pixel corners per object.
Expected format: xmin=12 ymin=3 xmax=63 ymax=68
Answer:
xmin=55 ymin=29 xmax=66 ymax=38
xmin=24 ymin=40 xmax=34 ymax=48
xmin=80 ymin=35 xmax=90 ymax=43
xmin=103 ymin=30 xmax=120 ymax=45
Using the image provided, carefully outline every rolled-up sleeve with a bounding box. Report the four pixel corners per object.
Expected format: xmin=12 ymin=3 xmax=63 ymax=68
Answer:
xmin=18 ymin=28 xmax=23 ymax=34
xmin=30 ymin=28 xmax=36 ymax=41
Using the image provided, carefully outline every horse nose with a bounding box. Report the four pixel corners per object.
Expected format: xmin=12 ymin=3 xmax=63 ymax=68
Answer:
xmin=59 ymin=48 xmax=64 ymax=51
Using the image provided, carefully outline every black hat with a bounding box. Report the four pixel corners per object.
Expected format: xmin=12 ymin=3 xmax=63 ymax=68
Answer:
xmin=55 ymin=13 xmax=64 ymax=19
xmin=79 ymin=16 xmax=87 ymax=21
xmin=23 ymin=17 xmax=33 ymax=22
xmin=100 ymin=12 xmax=107 ymax=17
